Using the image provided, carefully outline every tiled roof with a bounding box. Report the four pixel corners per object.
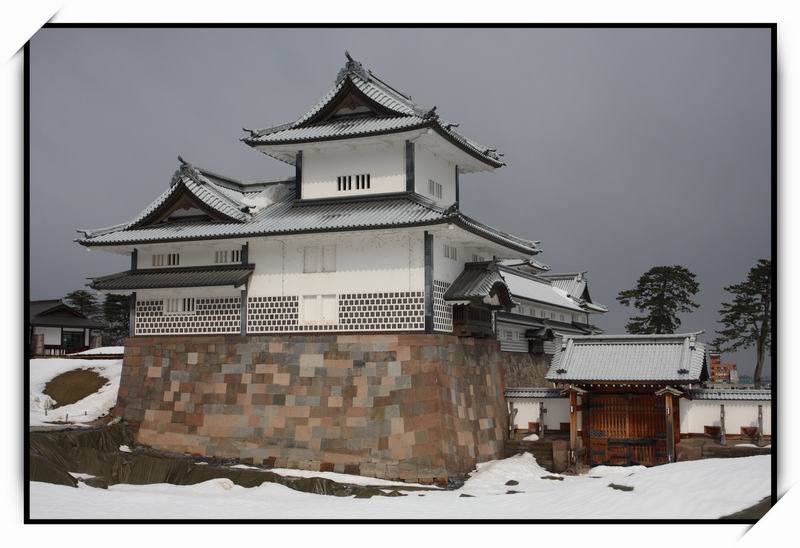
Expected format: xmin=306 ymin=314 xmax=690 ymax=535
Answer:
xmin=500 ymin=268 xmax=586 ymax=312
xmin=80 ymin=192 xmax=434 ymax=244
xmin=543 ymin=272 xmax=586 ymax=299
xmin=504 ymin=388 xmax=565 ymax=399
xmin=443 ymin=261 xmax=513 ymax=303
xmin=77 ymin=161 xmax=252 ymax=239
xmin=495 ymin=312 xmax=598 ymax=336
xmin=77 ymin=162 xmax=540 ymax=254
xmin=687 ymin=389 xmax=771 ymax=401
xmin=243 ymin=54 xmax=504 ymax=168
xmin=30 ymin=299 xmax=68 ymax=318
xmin=245 ymin=116 xmax=426 ymax=144
xmin=540 ymin=272 xmax=608 ymax=313
xmin=546 ymin=332 xmax=708 ymax=384
xmin=90 ymin=265 xmax=254 ymax=291
xmin=29 ymin=300 xmax=106 ymax=329
xmin=442 ymin=262 xmax=601 ymax=314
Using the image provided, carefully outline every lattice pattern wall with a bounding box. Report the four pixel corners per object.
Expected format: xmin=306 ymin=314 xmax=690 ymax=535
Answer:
xmin=247 ymin=291 xmax=425 ymax=333
xmin=135 ymin=297 xmax=241 ymax=335
xmin=433 ymin=279 xmax=453 ymax=333
xmin=247 ymin=296 xmax=299 ymax=332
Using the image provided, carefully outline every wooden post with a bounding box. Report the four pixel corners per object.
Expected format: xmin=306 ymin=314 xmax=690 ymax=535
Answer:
xmin=569 ymin=390 xmax=578 ymax=468
xmin=719 ymin=404 xmax=726 ymax=446
xmin=664 ymin=392 xmax=675 ymax=463
xmin=508 ymin=401 xmax=518 ymax=440
xmin=538 ymin=401 xmax=545 ymax=438
xmin=757 ymin=405 xmax=765 ymax=446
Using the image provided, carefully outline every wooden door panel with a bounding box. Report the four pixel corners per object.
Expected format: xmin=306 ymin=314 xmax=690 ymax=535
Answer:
xmin=585 ymin=393 xmax=671 ymax=466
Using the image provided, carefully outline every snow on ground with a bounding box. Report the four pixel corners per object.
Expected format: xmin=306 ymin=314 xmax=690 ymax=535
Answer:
xmin=586 ymin=464 xmax=647 ymax=478
xmin=226 ymin=463 xmax=436 ymax=488
xmin=71 ymin=346 xmax=125 ymax=355
xmin=263 ymin=467 xmax=436 ymax=488
xmin=522 ymin=433 xmax=539 ymax=441
xmin=29 ymin=358 xmax=122 ymax=427
xmin=29 ymin=454 xmax=770 ymax=520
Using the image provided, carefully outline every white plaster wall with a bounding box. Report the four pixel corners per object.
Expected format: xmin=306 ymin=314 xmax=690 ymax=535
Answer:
xmin=136 ymin=287 xmax=242 ymax=300
xmin=137 ymin=241 xmax=246 ymax=270
xmin=497 ymin=323 xmax=528 ymax=353
xmin=508 ymin=398 xmax=572 ymax=431
xmin=432 ymin=232 xmax=468 ymax=283
xmin=35 ymin=326 xmax=62 ymax=346
xmin=512 ymin=297 xmax=589 ymax=325
xmin=247 ymin=230 xmax=425 ymax=297
xmin=679 ymin=399 xmax=771 ymax=436
xmin=301 ymin=144 xmax=405 ymax=199
xmin=414 ymin=145 xmax=456 ymax=207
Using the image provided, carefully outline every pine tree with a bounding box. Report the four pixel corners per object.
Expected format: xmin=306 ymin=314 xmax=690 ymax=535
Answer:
xmin=616 ymin=265 xmax=700 ymax=334
xmin=64 ymin=289 xmax=101 ymax=318
xmin=714 ymin=259 xmax=772 ymax=388
xmin=102 ymin=294 xmax=130 ymax=344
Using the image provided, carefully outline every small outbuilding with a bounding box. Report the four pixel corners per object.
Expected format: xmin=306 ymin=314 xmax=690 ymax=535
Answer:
xmin=29 ymin=300 xmax=105 ymax=356
xmin=545 ymin=332 xmax=709 ymax=467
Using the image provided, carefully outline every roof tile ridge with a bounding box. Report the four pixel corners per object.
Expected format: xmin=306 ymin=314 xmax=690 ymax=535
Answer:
xmin=177 ymin=159 xmax=251 ymax=217
xmin=456 ymin=212 xmax=540 ymax=253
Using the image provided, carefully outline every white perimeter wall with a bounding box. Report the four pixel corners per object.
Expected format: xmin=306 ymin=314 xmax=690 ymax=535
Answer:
xmin=302 ymin=144 xmax=405 ymax=199
xmin=507 ymin=396 xmax=772 ymax=437
xmin=679 ymin=399 xmax=771 ymax=436
xmin=247 ymin=230 xmax=425 ymax=296
xmin=508 ymin=398 xmax=573 ymax=432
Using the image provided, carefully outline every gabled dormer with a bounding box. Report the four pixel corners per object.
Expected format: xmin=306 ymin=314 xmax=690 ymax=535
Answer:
xmin=242 ymin=53 xmax=505 ymax=206
xmin=129 ymin=159 xmax=252 ymax=229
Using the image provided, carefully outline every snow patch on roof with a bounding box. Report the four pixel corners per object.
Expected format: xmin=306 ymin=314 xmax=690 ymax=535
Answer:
xmin=240 ymin=183 xmax=293 ymax=213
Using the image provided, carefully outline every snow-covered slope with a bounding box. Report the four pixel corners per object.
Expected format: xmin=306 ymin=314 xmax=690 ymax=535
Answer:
xmin=29 ymin=358 xmax=122 ymax=426
xmin=29 ymin=454 xmax=770 ymax=519
xmin=71 ymin=346 xmax=125 ymax=356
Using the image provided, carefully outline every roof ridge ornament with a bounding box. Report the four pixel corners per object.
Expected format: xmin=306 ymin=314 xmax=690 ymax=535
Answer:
xmin=336 ymin=51 xmax=370 ymax=84
xmin=171 ymin=156 xmax=203 ymax=187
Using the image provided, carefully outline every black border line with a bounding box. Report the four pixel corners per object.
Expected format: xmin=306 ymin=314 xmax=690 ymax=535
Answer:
xmin=24 ymin=23 xmax=777 ymax=525
xmin=770 ymin=21 xmax=778 ymax=509
xmin=23 ymin=39 xmax=31 ymax=524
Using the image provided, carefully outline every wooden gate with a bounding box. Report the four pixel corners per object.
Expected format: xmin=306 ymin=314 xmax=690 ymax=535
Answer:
xmin=583 ymin=393 xmax=678 ymax=466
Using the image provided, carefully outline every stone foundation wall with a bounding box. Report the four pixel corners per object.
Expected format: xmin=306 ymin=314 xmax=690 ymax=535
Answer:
xmin=115 ymin=334 xmax=508 ymax=484
xmin=499 ymin=352 xmax=552 ymax=388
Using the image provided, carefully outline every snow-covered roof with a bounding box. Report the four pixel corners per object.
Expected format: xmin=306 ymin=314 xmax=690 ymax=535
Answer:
xmin=546 ymin=332 xmax=709 ymax=384
xmin=443 ymin=261 xmax=515 ymax=308
xmin=500 ymin=268 xmax=585 ymax=312
xmin=504 ymin=388 xmax=565 ymax=399
xmin=687 ymin=389 xmax=771 ymax=401
xmin=441 ymin=261 xmax=604 ymax=315
xmin=539 ymin=271 xmax=608 ymax=313
xmin=242 ymin=53 xmax=504 ymax=169
xmin=77 ymin=159 xmax=539 ymax=254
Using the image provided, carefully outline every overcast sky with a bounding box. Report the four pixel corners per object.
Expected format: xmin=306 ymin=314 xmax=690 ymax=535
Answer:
xmin=29 ymin=27 xmax=771 ymax=376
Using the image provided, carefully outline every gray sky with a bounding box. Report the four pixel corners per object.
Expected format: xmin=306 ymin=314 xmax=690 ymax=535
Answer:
xmin=29 ymin=28 xmax=772 ymax=376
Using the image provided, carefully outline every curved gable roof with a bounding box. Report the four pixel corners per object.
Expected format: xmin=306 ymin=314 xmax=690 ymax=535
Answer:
xmin=443 ymin=261 xmax=516 ymax=310
xmin=242 ymin=53 xmax=505 ymax=169
xmin=77 ymin=159 xmax=251 ymax=239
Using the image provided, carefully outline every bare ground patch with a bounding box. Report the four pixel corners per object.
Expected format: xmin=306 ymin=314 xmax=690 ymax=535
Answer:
xmin=43 ymin=369 xmax=108 ymax=408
